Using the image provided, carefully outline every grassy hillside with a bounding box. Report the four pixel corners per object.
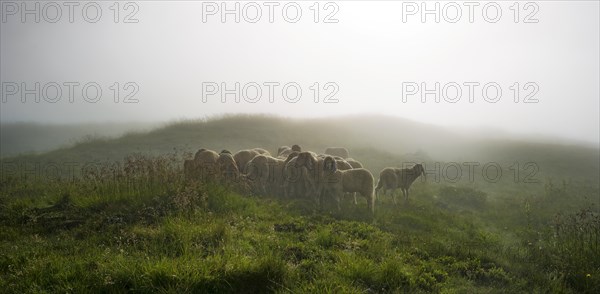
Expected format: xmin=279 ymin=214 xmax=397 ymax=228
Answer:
xmin=2 ymin=114 xmax=598 ymax=183
xmin=0 ymin=114 xmax=599 ymax=292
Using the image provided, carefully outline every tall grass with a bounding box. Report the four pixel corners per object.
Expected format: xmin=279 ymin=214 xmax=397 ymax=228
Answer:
xmin=1 ymin=114 xmax=599 ymax=292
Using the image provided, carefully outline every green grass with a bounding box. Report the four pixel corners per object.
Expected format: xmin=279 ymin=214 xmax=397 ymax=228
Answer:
xmin=0 ymin=115 xmax=599 ymax=293
xmin=1 ymin=166 xmax=598 ymax=293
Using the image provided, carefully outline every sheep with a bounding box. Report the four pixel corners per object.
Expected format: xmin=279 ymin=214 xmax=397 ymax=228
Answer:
xmin=233 ymin=149 xmax=261 ymax=174
xmin=194 ymin=148 xmax=219 ymax=162
xmin=245 ymin=155 xmax=286 ymax=195
xmin=183 ymin=149 xmax=219 ymax=181
xmin=324 ymin=147 xmax=349 ymax=159
xmin=375 ymin=164 xmax=425 ymax=204
xmin=333 ymin=157 xmax=358 ymax=204
xmin=284 ymin=151 xmax=300 ymax=164
xmin=320 ymin=156 xmax=375 ymax=213
xmin=245 ymin=155 xmax=270 ymax=194
xmin=278 ymin=148 xmax=294 ymax=159
xmin=345 ymin=158 xmax=364 ymax=169
xmin=216 ymin=151 xmax=239 ymax=183
xmin=193 ymin=148 xmax=206 ymax=160
xmin=253 ymin=148 xmax=271 ymax=156
xmin=278 ymin=144 xmax=302 ymax=159
xmin=282 ymin=152 xmax=309 ymax=199
xmin=292 ymin=151 xmax=338 ymax=202
xmin=283 ymin=151 xmax=319 ymax=199
xmin=277 ymin=146 xmax=291 ymax=157
xmin=189 ymin=149 xmax=220 ymax=181
xmin=335 ymin=158 xmax=353 ymax=170
xmin=268 ymin=157 xmax=287 ymax=195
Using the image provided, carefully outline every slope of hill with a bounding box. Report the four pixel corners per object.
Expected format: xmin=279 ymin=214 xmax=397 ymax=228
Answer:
xmin=1 ymin=114 xmax=599 ymax=292
xmin=2 ymin=114 xmax=598 ymax=185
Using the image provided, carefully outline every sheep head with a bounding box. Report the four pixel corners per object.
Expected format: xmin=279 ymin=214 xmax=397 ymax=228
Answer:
xmin=414 ymin=163 xmax=426 ymax=180
xmin=291 ymin=144 xmax=302 ymax=152
xmin=323 ymin=156 xmax=337 ymax=173
xmin=295 ymin=152 xmax=316 ymax=170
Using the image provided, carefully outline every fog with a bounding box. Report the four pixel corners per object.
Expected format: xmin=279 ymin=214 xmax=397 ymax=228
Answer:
xmin=1 ymin=1 xmax=599 ymax=145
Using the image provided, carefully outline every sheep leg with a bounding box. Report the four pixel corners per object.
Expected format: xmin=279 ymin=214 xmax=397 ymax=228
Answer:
xmin=258 ymin=178 xmax=265 ymax=195
xmin=335 ymin=191 xmax=342 ymax=211
xmin=318 ymin=187 xmax=325 ymax=211
xmin=353 ymin=192 xmax=358 ymax=205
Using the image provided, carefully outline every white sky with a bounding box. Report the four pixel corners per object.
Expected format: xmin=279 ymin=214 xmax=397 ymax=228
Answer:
xmin=1 ymin=1 xmax=599 ymax=144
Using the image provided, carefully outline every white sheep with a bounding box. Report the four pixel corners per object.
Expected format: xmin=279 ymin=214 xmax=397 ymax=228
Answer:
xmin=375 ymin=164 xmax=425 ymax=204
xmin=245 ymin=154 xmax=286 ymax=196
xmin=324 ymin=147 xmax=349 ymax=159
xmin=277 ymin=146 xmax=291 ymax=157
xmin=284 ymin=151 xmax=319 ymax=199
xmin=278 ymin=144 xmax=302 ymax=159
xmin=345 ymin=158 xmax=364 ymax=169
xmin=320 ymin=156 xmax=375 ymax=213
xmin=253 ymin=148 xmax=271 ymax=156
xmin=278 ymin=149 xmax=293 ymax=159
xmin=216 ymin=151 xmax=240 ymax=184
xmin=282 ymin=152 xmax=309 ymax=199
xmin=233 ymin=149 xmax=261 ymax=174
xmin=293 ymin=152 xmax=361 ymax=207
xmin=188 ymin=149 xmax=220 ymax=181
xmin=334 ymin=157 xmax=359 ymax=204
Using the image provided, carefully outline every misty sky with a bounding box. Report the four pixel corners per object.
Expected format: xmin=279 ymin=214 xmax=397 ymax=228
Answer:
xmin=1 ymin=1 xmax=599 ymax=144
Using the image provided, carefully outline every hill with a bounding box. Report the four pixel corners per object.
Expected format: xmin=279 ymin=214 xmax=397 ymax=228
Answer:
xmin=2 ymin=114 xmax=598 ymax=186
xmin=0 ymin=114 xmax=599 ymax=292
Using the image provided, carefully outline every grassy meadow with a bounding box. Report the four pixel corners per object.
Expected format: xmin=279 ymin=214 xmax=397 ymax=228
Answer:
xmin=0 ymin=115 xmax=599 ymax=293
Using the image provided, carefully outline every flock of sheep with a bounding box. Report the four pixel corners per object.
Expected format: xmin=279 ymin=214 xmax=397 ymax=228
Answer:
xmin=183 ymin=145 xmax=426 ymax=213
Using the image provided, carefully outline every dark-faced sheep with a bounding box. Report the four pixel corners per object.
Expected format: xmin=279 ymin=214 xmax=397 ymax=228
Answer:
xmin=320 ymin=156 xmax=375 ymax=213
xmin=375 ymin=164 xmax=425 ymax=204
xmin=282 ymin=152 xmax=314 ymax=199
xmin=324 ymin=147 xmax=349 ymax=159
xmin=287 ymin=151 xmax=323 ymax=200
